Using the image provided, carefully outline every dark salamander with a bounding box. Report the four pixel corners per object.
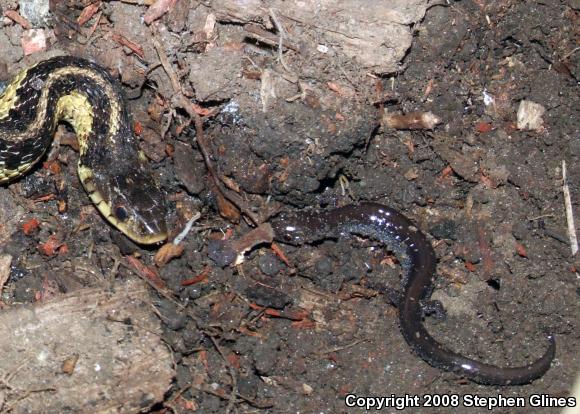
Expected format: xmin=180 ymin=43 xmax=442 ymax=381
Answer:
xmin=270 ymin=202 xmax=555 ymax=385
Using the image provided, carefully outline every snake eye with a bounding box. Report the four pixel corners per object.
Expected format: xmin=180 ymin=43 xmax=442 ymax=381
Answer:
xmin=114 ymin=205 xmax=129 ymax=222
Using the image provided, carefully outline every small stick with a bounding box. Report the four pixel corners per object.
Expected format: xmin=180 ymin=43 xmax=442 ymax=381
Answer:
xmin=111 ymin=32 xmax=144 ymax=58
xmin=151 ymin=25 xmax=259 ymax=225
xmin=382 ymin=111 xmax=441 ymax=130
xmin=244 ymin=24 xmax=299 ymax=51
xmin=119 ymin=0 xmax=156 ymax=5
xmin=269 ymin=8 xmax=296 ymax=77
xmin=4 ymin=10 xmax=32 ymax=29
xmin=314 ymin=339 xmax=367 ymax=356
xmin=172 ymin=212 xmax=201 ymax=245
xmin=562 ymin=160 xmax=578 ymax=255
xmin=151 ymin=29 xmax=181 ymax=93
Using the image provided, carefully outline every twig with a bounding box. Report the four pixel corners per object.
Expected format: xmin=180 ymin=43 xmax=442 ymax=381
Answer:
xmin=527 ymin=214 xmax=555 ymax=221
xmin=121 ymin=258 xmax=184 ymax=310
xmin=151 ymin=25 xmax=259 ymax=225
xmin=2 ymin=387 xmax=57 ymax=413
xmin=191 ymin=111 xmax=260 ymax=225
xmin=562 ymin=46 xmax=580 ymax=60
xmin=382 ymin=111 xmax=441 ymax=130
xmin=77 ymin=11 xmax=102 ymax=45
xmin=151 ymin=29 xmax=181 ymax=94
xmin=191 ymin=384 xmax=273 ymax=409
xmin=562 ymin=160 xmax=578 ymax=255
xmin=278 ymin=12 xmax=362 ymax=39
xmin=111 ymin=32 xmax=144 ymax=58
xmin=0 ymin=358 xmax=57 ymax=413
xmin=172 ymin=212 xmax=201 ymax=245
xmin=4 ymin=10 xmax=32 ymax=29
xmin=268 ymin=8 xmax=297 ymax=78
xmin=314 ymin=339 xmax=368 ymax=357
xmin=208 ymin=223 xmax=274 ymax=267
xmin=244 ymin=24 xmax=299 ymax=51
xmin=119 ymin=0 xmax=156 ymax=4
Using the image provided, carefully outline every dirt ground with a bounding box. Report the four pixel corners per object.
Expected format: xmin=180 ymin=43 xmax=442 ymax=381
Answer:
xmin=0 ymin=0 xmax=579 ymax=413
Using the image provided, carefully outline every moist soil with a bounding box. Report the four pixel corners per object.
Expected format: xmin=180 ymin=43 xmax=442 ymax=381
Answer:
xmin=0 ymin=1 xmax=578 ymax=413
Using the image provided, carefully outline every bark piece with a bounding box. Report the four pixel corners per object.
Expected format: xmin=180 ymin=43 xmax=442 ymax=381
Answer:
xmin=0 ymin=278 xmax=174 ymax=414
xmin=213 ymin=0 xmax=428 ymax=74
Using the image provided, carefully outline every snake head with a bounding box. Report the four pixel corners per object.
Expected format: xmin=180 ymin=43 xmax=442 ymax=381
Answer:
xmin=79 ymin=165 xmax=168 ymax=244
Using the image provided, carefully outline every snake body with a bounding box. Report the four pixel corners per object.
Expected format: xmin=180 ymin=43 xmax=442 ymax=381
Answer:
xmin=0 ymin=55 xmax=167 ymax=244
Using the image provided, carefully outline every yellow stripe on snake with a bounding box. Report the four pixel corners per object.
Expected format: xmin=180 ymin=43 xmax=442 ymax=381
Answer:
xmin=0 ymin=55 xmax=168 ymax=244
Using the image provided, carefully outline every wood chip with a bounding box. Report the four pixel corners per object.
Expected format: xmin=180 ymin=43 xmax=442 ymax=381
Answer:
xmin=143 ymin=0 xmax=178 ymax=25
xmin=516 ymin=100 xmax=545 ymax=131
xmin=4 ymin=10 xmax=32 ymax=29
xmin=154 ymin=242 xmax=185 ymax=266
xmin=0 ymin=278 xmax=174 ymax=413
xmin=0 ymin=254 xmax=12 ymax=293
xmin=382 ymin=111 xmax=441 ymax=130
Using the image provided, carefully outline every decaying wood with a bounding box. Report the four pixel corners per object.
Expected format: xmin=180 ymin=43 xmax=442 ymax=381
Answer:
xmin=0 ymin=278 xmax=174 ymax=414
xmin=212 ymin=0 xmax=428 ymax=74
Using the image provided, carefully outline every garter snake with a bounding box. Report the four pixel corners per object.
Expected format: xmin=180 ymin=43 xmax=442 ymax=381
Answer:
xmin=0 ymin=55 xmax=168 ymax=244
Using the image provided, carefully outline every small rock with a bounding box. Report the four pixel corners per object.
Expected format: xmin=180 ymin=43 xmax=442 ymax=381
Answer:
xmin=480 ymin=159 xmax=510 ymax=188
xmin=245 ymin=284 xmax=292 ymax=309
xmin=207 ymin=239 xmax=237 ymax=267
xmin=237 ymin=372 xmax=260 ymax=399
xmin=187 ymin=284 xmax=205 ymax=300
xmin=257 ymin=252 xmax=283 ymax=276
xmin=158 ymin=301 xmax=188 ymax=331
xmin=253 ymin=342 xmax=278 ymax=376
xmin=175 ymin=364 xmax=193 ymax=389
xmin=0 ymin=189 xmax=26 ymax=245
xmin=404 ymin=167 xmax=419 ymax=181
xmin=140 ymin=127 xmax=166 ymax=163
xmin=301 ymin=383 xmax=313 ymax=395
xmin=19 ymin=0 xmax=50 ymax=26
xmin=511 ymin=222 xmax=529 ymax=241
xmin=182 ymin=322 xmax=203 ymax=348
xmin=21 ymin=28 xmax=46 ymax=55
xmin=430 ymin=219 xmax=458 ymax=240
xmin=173 ymin=141 xmax=207 ymax=195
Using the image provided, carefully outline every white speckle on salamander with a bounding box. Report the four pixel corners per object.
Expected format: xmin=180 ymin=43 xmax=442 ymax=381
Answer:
xmin=370 ymin=214 xmax=386 ymax=225
xmin=378 ymin=208 xmax=391 ymax=217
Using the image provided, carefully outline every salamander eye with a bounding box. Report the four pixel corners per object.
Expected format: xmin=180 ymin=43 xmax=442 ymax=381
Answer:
xmin=114 ymin=205 xmax=129 ymax=222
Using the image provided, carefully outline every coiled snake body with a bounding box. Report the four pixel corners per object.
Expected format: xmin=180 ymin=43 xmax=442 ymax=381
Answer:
xmin=0 ymin=55 xmax=167 ymax=244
